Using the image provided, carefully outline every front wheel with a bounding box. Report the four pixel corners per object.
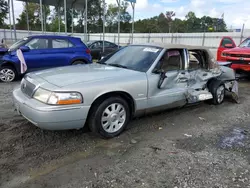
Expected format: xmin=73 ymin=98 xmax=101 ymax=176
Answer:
xmin=0 ymin=66 xmax=17 ymax=82
xmin=88 ymin=96 xmax=130 ymax=138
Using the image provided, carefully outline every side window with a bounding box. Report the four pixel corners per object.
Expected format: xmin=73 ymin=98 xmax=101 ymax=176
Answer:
xmin=104 ymin=42 xmax=110 ymax=47
xmin=91 ymin=42 xmax=102 ymax=49
xmin=188 ymin=52 xmax=200 ymax=70
xmin=157 ymin=50 xmax=182 ymax=72
xmin=52 ymin=39 xmax=73 ymax=48
xmin=25 ymin=38 xmax=48 ymax=49
xmin=221 ymin=38 xmax=234 ymax=47
xmin=104 ymin=42 xmax=115 ymax=47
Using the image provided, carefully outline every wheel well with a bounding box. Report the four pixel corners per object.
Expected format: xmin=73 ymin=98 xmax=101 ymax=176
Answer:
xmin=1 ymin=62 xmax=17 ymax=72
xmin=207 ymin=78 xmax=225 ymax=91
xmin=207 ymin=78 xmax=218 ymax=90
xmin=89 ymin=91 xmax=136 ymax=118
xmin=71 ymin=59 xmax=88 ymax=64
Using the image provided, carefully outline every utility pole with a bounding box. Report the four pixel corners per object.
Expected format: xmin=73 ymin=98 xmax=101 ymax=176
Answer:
xmin=64 ymin=0 xmax=67 ymax=34
xmin=116 ymin=0 xmax=120 ymax=47
xmin=102 ymin=0 xmax=106 ymax=53
xmin=11 ymin=0 xmax=17 ymax=41
xmin=39 ymin=0 xmax=43 ymax=33
xmin=26 ymin=2 xmax=30 ymax=32
xmin=8 ymin=0 xmax=13 ymax=41
xmin=84 ymin=0 xmax=88 ymax=42
xmin=240 ymin=23 xmax=245 ymax=43
xmin=131 ymin=2 xmax=135 ymax=44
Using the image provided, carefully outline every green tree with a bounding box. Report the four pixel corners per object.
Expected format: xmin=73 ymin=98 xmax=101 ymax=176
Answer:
xmin=16 ymin=3 xmax=50 ymax=31
xmin=185 ymin=11 xmax=200 ymax=32
xmin=105 ymin=1 xmax=131 ymax=33
xmin=87 ymin=0 xmax=103 ymax=33
xmin=49 ymin=16 xmax=64 ymax=32
xmin=0 ymin=0 xmax=8 ymax=27
xmin=157 ymin=13 xmax=169 ymax=33
xmin=172 ymin=18 xmax=186 ymax=33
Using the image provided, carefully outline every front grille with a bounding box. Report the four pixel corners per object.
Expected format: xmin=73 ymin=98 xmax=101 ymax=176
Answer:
xmin=229 ymin=54 xmax=250 ymax=58
xmin=21 ymin=79 xmax=36 ymax=97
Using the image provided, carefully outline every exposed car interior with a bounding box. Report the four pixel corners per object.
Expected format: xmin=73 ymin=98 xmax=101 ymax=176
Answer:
xmin=188 ymin=50 xmax=209 ymax=70
xmin=154 ymin=49 xmax=184 ymax=72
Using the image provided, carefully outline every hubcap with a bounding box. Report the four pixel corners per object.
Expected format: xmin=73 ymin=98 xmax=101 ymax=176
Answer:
xmin=216 ymin=85 xmax=225 ymax=103
xmin=101 ymin=103 xmax=126 ymax=133
xmin=0 ymin=68 xmax=15 ymax=82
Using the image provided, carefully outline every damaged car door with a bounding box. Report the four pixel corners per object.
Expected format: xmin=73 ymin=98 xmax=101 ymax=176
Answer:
xmin=147 ymin=49 xmax=190 ymax=111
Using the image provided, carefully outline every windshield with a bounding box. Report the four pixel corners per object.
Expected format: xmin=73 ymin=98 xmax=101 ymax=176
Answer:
xmin=99 ymin=45 xmax=162 ymax=72
xmin=86 ymin=41 xmax=94 ymax=47
xmin=8 ymin=37 xmax=29 ymax=51
xmin=239 ymin=38 xmax=250 ymax=47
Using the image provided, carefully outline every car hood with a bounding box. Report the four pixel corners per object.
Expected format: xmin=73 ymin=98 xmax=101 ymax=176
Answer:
xmin=223 ymin=47 xmax=250 ymax=54
xmin=31 ymin=64 xmax=144 ymax=87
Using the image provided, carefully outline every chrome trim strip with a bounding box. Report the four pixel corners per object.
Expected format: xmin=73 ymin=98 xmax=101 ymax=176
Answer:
xmin=49 ymin=107 xmax=84 ymax=111
xmin=22 ymin=114 xmax=38 ymax=125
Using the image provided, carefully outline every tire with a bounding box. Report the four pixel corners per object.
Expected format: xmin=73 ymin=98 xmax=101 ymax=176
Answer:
xmin=97 ymin=53 xmax=102 ymax=61
xmin=208 ymin=80 xmax=225 ymax=105
xmin=88 ymin=96 xmax=130 ymax=138
xmin=72 ymin=60 xmax=86 ymax=65
xmin=0 ymin=66 xmax=17 ymax=82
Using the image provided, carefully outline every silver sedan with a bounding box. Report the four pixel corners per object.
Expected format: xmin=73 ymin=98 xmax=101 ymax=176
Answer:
xmin=13 ymin=44 xmax=237 ymax=138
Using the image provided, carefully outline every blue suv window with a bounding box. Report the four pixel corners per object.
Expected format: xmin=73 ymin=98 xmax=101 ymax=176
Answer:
xmin=25 ymin=38 xmax=49 ymax=49
xmin=52 ymin=39 xmax=74 ymax=48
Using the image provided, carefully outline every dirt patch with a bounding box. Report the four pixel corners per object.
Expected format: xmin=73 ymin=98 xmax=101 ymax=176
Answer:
xmin=1 ymin=81 xmax=250 ymax=188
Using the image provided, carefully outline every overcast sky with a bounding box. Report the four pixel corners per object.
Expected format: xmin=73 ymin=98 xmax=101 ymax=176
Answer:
xmin=11 ymin=0 xmax=250 ymax=29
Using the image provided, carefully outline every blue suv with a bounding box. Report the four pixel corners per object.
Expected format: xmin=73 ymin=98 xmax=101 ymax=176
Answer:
xmin=0 ymin=35 xmax=92 ymax=82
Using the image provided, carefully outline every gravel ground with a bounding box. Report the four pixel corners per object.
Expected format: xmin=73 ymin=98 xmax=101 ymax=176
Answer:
xmin=0 ymin=80 xmax=250 ymax=188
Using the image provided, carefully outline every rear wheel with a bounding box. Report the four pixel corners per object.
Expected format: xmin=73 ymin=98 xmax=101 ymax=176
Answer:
xmin=88 ymin=96 xmax=130 ymax=138
xmin=208 ymin=80 xmax=225 ymax=105
xmin=72 ymin=60 xmax=86 ymax=65
xmin=0 ymin=66 xmax=17 ymax=82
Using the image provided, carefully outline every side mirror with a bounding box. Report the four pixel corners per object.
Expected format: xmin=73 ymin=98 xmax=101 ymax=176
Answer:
xmin=224 ymin=43 xmax=234 ymax=48
xmin=157 ymin=70 xmax=167 ymax=89
xmin=19 ymin=46 xmax=30 ymax=52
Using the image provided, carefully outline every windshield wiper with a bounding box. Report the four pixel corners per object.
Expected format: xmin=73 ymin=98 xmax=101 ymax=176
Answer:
xmin=108 ymin=63 xmax=128 ymax=69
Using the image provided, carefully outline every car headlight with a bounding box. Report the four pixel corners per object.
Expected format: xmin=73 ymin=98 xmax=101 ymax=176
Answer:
xmin=48 ymin=92 xmax=83 ymax=105
xmin=33 ymin=88 xmax=51 ymax=103
xmin=33 ymin=88 xmax=83 ymax=105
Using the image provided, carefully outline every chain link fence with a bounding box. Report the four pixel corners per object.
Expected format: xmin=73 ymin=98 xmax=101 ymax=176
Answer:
xmin=0 ymin=29 xmax=249 ymax=49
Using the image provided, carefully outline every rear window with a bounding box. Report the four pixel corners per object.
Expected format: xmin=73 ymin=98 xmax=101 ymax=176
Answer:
xmin=52 ymin=39 xmax=74 ymax=48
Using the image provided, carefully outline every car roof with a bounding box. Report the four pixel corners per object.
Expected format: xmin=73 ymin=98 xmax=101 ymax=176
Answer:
xmin=130 ymin=43 xmax=213 ymax=58
xmin=88 ymin=40 xmax=114 ymax=43
xmin=129 ymin=43 xmax=218 ymax=69
xmin=130 ymin=43 xmax=210 ymax=50
xmin=28 ymin=35 xmax=80 ymax=40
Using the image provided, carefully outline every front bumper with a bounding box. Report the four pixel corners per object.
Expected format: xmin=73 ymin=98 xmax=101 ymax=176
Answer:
xmin=230 ymin=64 xmax=250 ymax=72
xmin=13 ymin=88 xmax=90 ymax=130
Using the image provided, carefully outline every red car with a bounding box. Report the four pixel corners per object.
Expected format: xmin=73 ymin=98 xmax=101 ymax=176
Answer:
xmin=217 ymin=36 xmax=250 ymax=73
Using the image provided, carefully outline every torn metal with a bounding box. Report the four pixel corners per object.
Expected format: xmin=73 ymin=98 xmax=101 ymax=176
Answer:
xmin=183 ymin=48 xmax=238 ymax=104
